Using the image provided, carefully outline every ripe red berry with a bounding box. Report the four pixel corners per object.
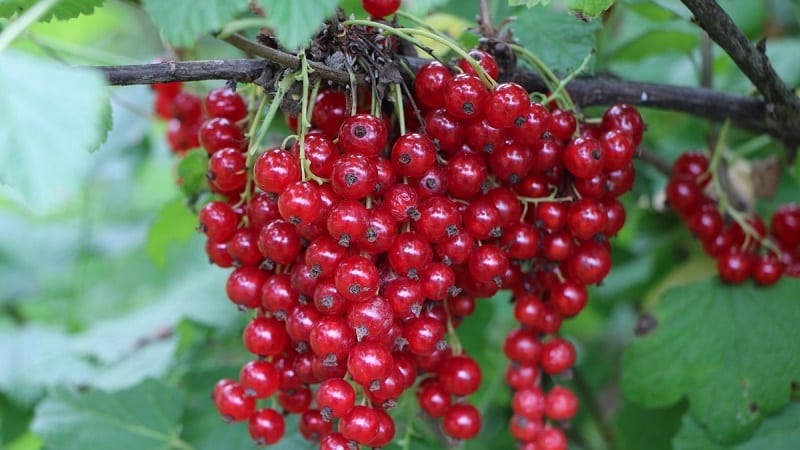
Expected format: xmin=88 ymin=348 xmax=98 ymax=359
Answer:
xmin=414 ymin=61 xmax=453 ymax=109
xmin=198 ymin=201 xmax=238 ymax=243
xmin=316 ymin=378 xmax=357 ymax=420
xmin=361 ymin=0 xmax=401 ymax=17
xmin=458 ymin=49 xmax=499 ymax=81
xmin=205 ymin=87 xmax=247 ymax=122
xmin=540 ymin=337 xmax=576 ymax=375
xmin=239 ymin=360 xmax=279 ymax=399
xmin=545 ymin=386 xmax=579 ymax=420
xmin=485 ymin=82 xmax=530 ymax=129
xmin=339 ymin=405 xmax=380 ymax=445
xmin=564 ymin=136 xmax=604 ymax=179
xmin=253 ymin=148 xmax=301 ymax=193
xmin=717 ymin=248 xmax=753 ymax=284
xmin=214 ymin=382 xmax=255 ymax=422
xmin=338 ymin=113 xmax=388 ymax=157
xmin=442 ymin=403 xmax=482 ymax=440
xmin=444 ymin=73 xmax=488 ymax=120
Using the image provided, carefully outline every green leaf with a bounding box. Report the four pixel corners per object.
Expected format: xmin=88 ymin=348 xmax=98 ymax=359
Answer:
xmin=613 ymin=401 xmax=687 ymax=450
xmin=404 ymin=0 xmax=450 ymax=15
xmin=509 ymin=0 xmax=551 ymax=7
xmin=140 ymin=0 xmax=248 ymax=48
xmin=0 ymin=327 xmax=96 ymax=405
xmin=673 ymin=402 xmax=800 ymax=450
xmin=257 ymin=0 xmax=339 ymax=50
xmin=512 ymin=6 xmax=601 ymax=74
xmin=621 ymin=278 xmax=800 ymax=444
xmin=176 ymin=148 xmax=209 ymax=199
xmin=0 ymin=0 xmax=104 ymax=21
xmin=0 ymin=51 xmax=108 ymax=214
xmin=609 ymin=28 xmax=699 ymax=62
xmin=146 ymin=199 xmax=198 ymax=267
xmin=566 ymin=0 xmax=614 ymax=17
xmin=31 ymin=379 xmax=184 ymax=450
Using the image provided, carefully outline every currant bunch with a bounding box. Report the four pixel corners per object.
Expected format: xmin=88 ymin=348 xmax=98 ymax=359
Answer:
xmin=152 ymin=31 xmax=641 ymax=450
xmin=666 ymin=152 xmax=799 ymax=284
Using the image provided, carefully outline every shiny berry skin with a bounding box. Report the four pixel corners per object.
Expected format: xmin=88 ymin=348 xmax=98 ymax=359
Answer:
xmin=199 ymin=117 xmax=245 ymax=153
xmin=551 ymin=281 xmax=588 ymax=317
xmin=485 ymin=82 xmax=530 ymax=129
xmin=438 ymin=354 xmax=482 ymax=396
xmin=549 ymin=108 xmax=577 ymax=141
xmin=391 ymin=132 xmax=438 ymax=178
xmin=513 ymin=102 xmax=551 ymax=145
xmin=404 ymin=315 xmax=446 ymax=355
xmin=445 ymin=151 xmax=488 ymax=199
xmin=207 ymin=147 xmax=247 ymax=192
xmin=666 ymin=176 xmax=701 ymax=217
xmin=567 ymin=198 xmax=608 ymax=241
xmin=310 ymin=315 xmax=356 ymax=360
xmin=509 ymin=414 xmax=541 ymax=442
xmin=199 ymin=201 xmax=238 ymax=242
xmin=545 ymin=386 xmax=579 ymax=420
xmin=412 ymin=163 xmax=448 ymax=199
xmin=442 ymin=403 xmax=482 ymax=440
xmin=688 ymin=205 xmax=723 ymax=242
xmin=239 ymin=360 xmax=279 ymax=399
xmin=503 ymin=327 xmax=542 ymax=364
xmin=338 ymin=113 xmax=388 ymax=157
xmin=444 ymin=73 xmax=488 ymax=120
xmin=601 ymin=129 xmax=635 ymax=171
xmin=316 ymin=378 xmax=357 ymax=419
xmin=414 ymin=196 xmax=463 ymax=244
xmin=298 ymin=409 xmax=332 ymax=442
xmin=348 ymin=295 xmax=393 ymax=341
xmin=205 ymin=239 xmax=234 ymax=268
xmin=330 ymin=153 xmax=378 ymax=199
xmin=717 ymin=248 xmax=753 ymax=283
xmin=564 ymin=136 xmax=604 ymax=178
xmin=361 ymin=0 xmax=400 ymax=17
xmin=425 ymin=108 xmax=464 ymax=153
xmin=339 ymin=405 xmax=380 ymax=445
xmin=253 ymin=148 xmax=301 ymax=193
xmin=540 ymin=337 xmax=576 ymax=375
xmin=489 ymin=140 xmax=533 ymax=184
xmin=215 ymin=382 xmax=255 ymax=422
xmin=292 ymin=133 xmax=339 ymax=179
xmin=327 ymin=199 xmax=368 ymax=247
xmin=673 ymin=151 xmax=710 ymax=185
xmin=335 ymin=255 xmax=380 ymax=302
xmin=468 ymin=244 xmax=509 ymax=284
xmin=319 ymin=432 xmax=350 ymax=450
xmin=458 ymin=49 xmax=499 ymax=81
xmin=505 ymin=362 xmax=540 ymax=390
xmin=277 ymin=386 xmax=313 ymax=413
xmin=536 ymin=426 xmax=568 ymax=450
xmin=205 ymin=87 xmax=247 ymax=122
xmin=347 ymin=341 xmax=393 ymax=387
xmin=602 ymin=103 xmax=644 ymax=146
xmin=567 ymin=241 xmax=612 ymax=286
xmin=226 ymin=266 xmax=267 ymax=309
xmin=414 ymin=61 xmax=453 ymax=109
xmin=416 ymin=379 xmax=451 ymax=417
xmin=388 ymin=231 xmax=434 ymax=277
xmin=257 ymin=219 xmax=302 ymax=265
xmin=278 ymin=181 xmax=322 ymax=225
xmin=512 ymin=386 xmax=545 ymax=419
xmin=752 ymin=254 xmax=784 ymax=286
xmin=312 ymin=90 xmax=348 ymax=137
xmin=463 ymin=199 xmax=502 ymax=240
xmin=771 ymin=203 xmax=800 ymax=249
xmin=419 ymin=262 xmax=457 ymax=300
xmin=243 ymin=316 xmax=288 ymax=356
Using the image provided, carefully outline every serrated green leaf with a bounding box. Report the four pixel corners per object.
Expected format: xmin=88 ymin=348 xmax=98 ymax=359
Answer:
xmin=609 ymin=28 xmax=698 ymax=61
xmin=140 ymin=0 xmax=248 ymax=48
xmin=0 ymin=0 xmax=104 ymax=21
xmin=146 ymin=198 xmax=197 ymax=267
xmin=509 ymin=0 xmax=551 ymax=7
xmin=0 ymin=51 xmax=108 ymax=214
xmin=621 ymin=278 xmax=800 ymax=444
xmin=31 ymin=379 xmax=183 ymax=450
xmin=511 ymin=6 xmax=600 ymax=74
xmin=673 ymin=402 xmax=800 ymax=450
xmin=257 ymin=0 xmax=339 ymax=50
xmin=566 ymin=0 xmax=614 ymax=17
xmin=176 ymin=148 xmax=209 ymax=199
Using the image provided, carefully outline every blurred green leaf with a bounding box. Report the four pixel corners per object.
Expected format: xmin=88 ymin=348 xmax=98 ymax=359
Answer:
xmin=0 ymin=0 xmax=104 ymax=21
xmin=404 ymin=0 xmax=450 ymax=15
xmin=567 ymin=0 xmax=614 ymax=17
xmin=176 ymin=149 xmax=209 ymax=199
xmin=140 ymin=0 xmax=247 ymax=48
xmin=509 ymin=0 xmax=551 ymax=7
xmin=32 ymin=379 xmax=184 ymax=450
xmin=512 ymin=6 xmax=600 ymax=74
xmin=622 ymin=278 xmax=800 ymax=444
xmin=0 ymin=327 xmax=95 ymax=405
xmin=673 ymin=402 xmax=800 ymax=450
xmin=609 ymin=28 xmax=698 ymax=61
xmin=614 ymin=401 xmax=686 ymax=450
xmin=257 ymin=0 xmax=339 ymax=50
xmin=0 ymin=51 xmax=108 ymax=214
xmin=146 ymin=199 xmax=197 ymax=267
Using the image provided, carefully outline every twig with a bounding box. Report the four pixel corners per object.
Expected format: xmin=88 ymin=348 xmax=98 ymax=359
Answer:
xmin=681 ymin=0 xmax=800 ymax=151
xmin=92 ymin=34 xmax=800 ymax=144
xmin=478 ymin=0 xmax=496 ymax=37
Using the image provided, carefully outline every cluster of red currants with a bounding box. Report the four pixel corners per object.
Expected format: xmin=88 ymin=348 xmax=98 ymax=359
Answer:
xmin=152 ymin=44 xmax=642 ymax=448
xmin=666 ymin=152 xmax=799 ymax=284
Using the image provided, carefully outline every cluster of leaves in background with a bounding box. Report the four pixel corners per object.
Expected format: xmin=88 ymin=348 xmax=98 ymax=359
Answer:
xmin=1 ymin=0 xmax=799 ymax=449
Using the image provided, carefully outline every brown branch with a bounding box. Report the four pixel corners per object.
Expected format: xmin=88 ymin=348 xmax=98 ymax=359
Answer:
xmin=94 ymin=34 xmax=797 ymax=144
xmin=681 ymin=0 xmax=800 ymax=151
xmin=477 ymin=0 xmax=496 ymax=37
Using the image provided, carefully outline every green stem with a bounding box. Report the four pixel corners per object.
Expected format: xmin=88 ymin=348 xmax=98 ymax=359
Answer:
xmin=341 ymin=19 xmax=496 ymax=89
xmin=170 ymin=436 xmax=195 ymax=450
xmin=0 ymin=0 xmax=60 ymax=52
xmin=443 ymin=298 xmax=463 ymax=355
xmin=393 ymin=82 xmax=406 ymax=135
xmin=510 ymin=43 xmax=574 ymax=110
xmin=296 ymin=51 xmax=313 ymax=181
xmin=544 ymin=50 xmax=594 ymax=111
